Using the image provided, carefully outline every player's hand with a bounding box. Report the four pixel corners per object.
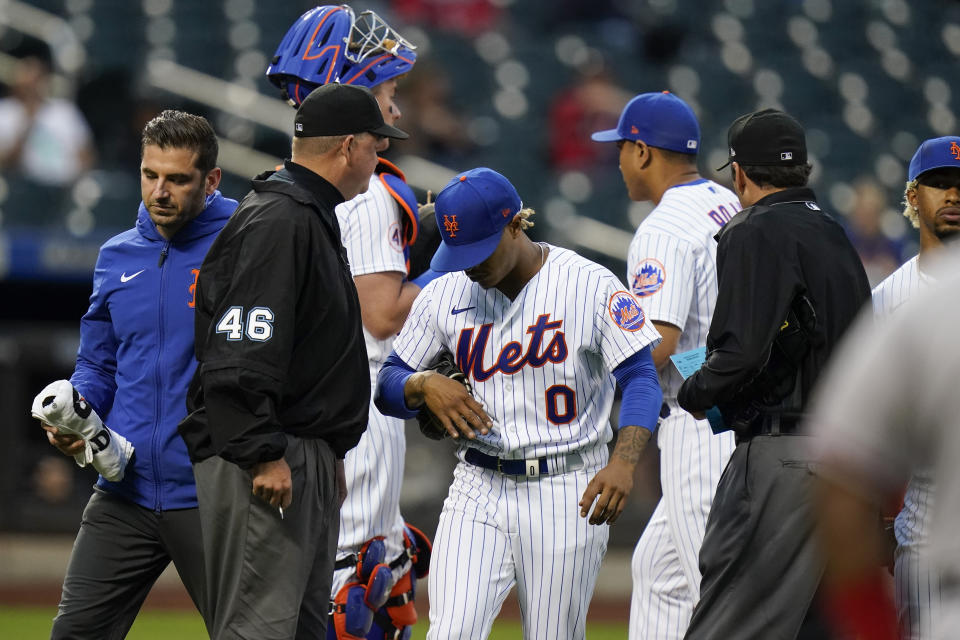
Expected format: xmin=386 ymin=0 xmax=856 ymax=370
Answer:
xmin=580 ymin=458 xmax=635 ymax=525
xmin=41 ymin=423 xmax=86 ymax=457
xmin=579 ymin=426 xmax=651 ymax=525
xmin=251 ymin=457 xmax=293 ymax=510
xmin=417 ymin=372 xmax=493 ymax=440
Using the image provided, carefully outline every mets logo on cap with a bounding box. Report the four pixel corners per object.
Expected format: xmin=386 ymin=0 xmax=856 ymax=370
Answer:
xmin=443 ymin=214 xmax=459 ymax=238
xmin=631 ymin=258 xmax=665 ymax=297
xmin=609 ymin=290 xmax=646 ymax=332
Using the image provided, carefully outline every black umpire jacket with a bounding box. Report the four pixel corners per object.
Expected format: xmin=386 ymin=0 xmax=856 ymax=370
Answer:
xmin=179 ymin=161 xmax=369 ymax=467
xmin=677 ymin=187 xmax=871 ymax=425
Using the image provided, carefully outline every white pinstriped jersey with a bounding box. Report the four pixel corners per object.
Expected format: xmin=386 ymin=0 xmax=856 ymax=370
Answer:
xmin=333 ymin=173 xmax=409 ymax=585
xmin=872 ymin=253 xmax=937 ymax=640
xmin=625 ymin=178 xmax=739 ymax=640
xmin=626 ymin=179 xmax=740 ymax=400
xmin=394 ymin=245 xmax=662 ymax=461
xmin=336 ymin=175 xmax=408 ymax=382
xmin=873 ymin=255 xmax=927 ymax=317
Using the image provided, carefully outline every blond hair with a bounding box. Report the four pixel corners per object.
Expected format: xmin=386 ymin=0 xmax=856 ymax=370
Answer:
xmin=902 ymin=178 xmax=919 ymax=228
xmin=516 ymin=207 xmax=536 ymax=230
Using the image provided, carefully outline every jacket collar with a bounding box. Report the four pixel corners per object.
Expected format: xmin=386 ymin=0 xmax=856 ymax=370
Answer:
xmin=136 ymin=191 xmax=238 ymax=243
xmin=752 ymin=186 xmax=817 ymax=208
xmin=255 ymin=160 xmax=346 ymax=212
xmin=715 ymin=186 xmax=820 ymax=243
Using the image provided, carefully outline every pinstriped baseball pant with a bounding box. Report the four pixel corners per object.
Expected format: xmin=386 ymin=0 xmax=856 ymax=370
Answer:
xmin=629 ymin=411 xmax=734 ymax=640
xmin=895 ymin=475 xmax=941 ymax=640
xmin=426 ymin=458 xmax=608 ymax=640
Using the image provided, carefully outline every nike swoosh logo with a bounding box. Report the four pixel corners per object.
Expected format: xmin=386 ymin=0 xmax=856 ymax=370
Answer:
xmin=451 ymin=306 xmax=475 ymax=315
xmin=120 ymin=270 xmax=145 ymax=283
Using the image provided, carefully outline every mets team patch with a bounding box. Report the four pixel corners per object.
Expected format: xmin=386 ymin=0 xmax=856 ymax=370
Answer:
xmin=631 ymin=258 xmax=665 ymax=297
xmin=608 ymin=291 xmax=646 ymax=332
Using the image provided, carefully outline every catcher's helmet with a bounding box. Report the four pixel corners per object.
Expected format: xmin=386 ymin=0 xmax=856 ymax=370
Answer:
xmin=266 ymin=4 xmax=417 ymax=106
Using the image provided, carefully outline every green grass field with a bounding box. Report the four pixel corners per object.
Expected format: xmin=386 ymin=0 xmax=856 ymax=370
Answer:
xmin=0 ymin=606 xmax=628 ymax=639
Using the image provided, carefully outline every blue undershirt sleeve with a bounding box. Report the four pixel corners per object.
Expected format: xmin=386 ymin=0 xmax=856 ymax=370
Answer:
xmin=375 ymin=352 xmax=421 ymax=419
xmin=612 ymin=346 xmax=663 ymax=432
xmin=410 ymin=268 xmax=443 ymax=289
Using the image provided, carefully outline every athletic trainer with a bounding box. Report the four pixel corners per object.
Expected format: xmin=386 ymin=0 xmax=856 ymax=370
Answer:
xmin=36 ymin=110 xmax=235 ymax=638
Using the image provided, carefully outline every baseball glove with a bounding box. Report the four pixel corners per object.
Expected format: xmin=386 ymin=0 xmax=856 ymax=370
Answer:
xmin=416 ymin=350 xmax=473 ymax=440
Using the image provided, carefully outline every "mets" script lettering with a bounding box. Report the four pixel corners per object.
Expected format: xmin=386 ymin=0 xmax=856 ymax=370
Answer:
xmin=456 ymin=314 xmax=568 ymax=382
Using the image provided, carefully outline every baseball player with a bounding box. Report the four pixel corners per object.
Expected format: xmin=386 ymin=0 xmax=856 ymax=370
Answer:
xmin=266 ymin=7 xmax=437 ymax=638
xmin=591 ymin=91 xmax=738 ymax=639
xmin=870 ymin=135 xmax=960 ymax=639
xmin=809 ymin=250 xmax=960 ymax=640
xmin=375 ymin=167 xmax=664 ymax=639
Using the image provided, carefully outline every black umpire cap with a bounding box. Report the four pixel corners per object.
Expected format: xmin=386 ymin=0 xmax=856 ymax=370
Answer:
xmin=294 ymin=83 xmax=408 ymax=139
xmin=717 ymin=108 xmax=807 ymax=170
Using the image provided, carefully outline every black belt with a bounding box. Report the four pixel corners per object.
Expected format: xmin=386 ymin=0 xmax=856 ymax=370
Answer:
xmin=751 ymin=413 xmax=803 ymax=437
xmin=334 ymin=548 xmax=410 ymax=572
xmin=465 ymin=448 xmax=549 ymax=476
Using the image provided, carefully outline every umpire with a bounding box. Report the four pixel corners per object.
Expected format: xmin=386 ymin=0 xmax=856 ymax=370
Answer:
xmin=677 ymin=109 xmax=871 ymax=639
xmin=179 ymin=83 xmax=407 ymax=639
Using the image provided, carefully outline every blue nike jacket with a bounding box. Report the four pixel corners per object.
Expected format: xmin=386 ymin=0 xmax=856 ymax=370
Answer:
xmin=70 ymin=191 xmax=237 ymax=511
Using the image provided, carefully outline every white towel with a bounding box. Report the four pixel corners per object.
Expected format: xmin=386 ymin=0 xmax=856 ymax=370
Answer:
xmin=31 ymin=380 xmax=134 ymax=482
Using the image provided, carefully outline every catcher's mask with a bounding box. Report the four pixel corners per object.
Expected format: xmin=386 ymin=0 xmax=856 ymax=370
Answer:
xmin=267 ymin=4 xmax=417 ymax=106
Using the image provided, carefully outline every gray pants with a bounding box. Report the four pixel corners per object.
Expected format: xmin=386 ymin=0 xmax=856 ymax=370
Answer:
xmin=684 ymin=435 xmax=827 ymax=640
xmin=51 ymin=489 xmax=207 ymax=640
xmin=194 ymin=436 xmax=339 ymax=640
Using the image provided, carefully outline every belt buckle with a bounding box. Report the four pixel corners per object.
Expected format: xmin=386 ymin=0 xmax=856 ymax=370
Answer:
xmin=525 ymin=457 xmax=540 ymax=478
xmin=496 ymin=457 xmax=503 ymax=474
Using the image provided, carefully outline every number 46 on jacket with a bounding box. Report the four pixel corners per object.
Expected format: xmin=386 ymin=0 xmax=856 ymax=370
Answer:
xmin=216 ymin=306 xmax=275 ymax=342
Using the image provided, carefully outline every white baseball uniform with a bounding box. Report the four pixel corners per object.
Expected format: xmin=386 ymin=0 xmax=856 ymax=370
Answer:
xmin=393 ymin=245 xmax=661 ymax=640
xmin=873 ymin=253 xmax=939 ymax=640
xmin=626 ymin=179 xmax=739 ymax=640
xmin=333 ymin=174 xmax=410 ymax=594
xmin=810 ymin=255 xmax=960 ymax=640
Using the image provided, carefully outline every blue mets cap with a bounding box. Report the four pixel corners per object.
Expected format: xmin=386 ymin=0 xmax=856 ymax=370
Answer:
xmin=430 ymin=168 xmax=523 ymax=272
xmin=591 ymin=91 xmax=700 ymax=154
xmin=908 ymin=136 xmax=960 ymax=181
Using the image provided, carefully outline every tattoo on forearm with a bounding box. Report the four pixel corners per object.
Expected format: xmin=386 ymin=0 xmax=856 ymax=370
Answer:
xmin=613 ymin=426 xmax=650 ymax=464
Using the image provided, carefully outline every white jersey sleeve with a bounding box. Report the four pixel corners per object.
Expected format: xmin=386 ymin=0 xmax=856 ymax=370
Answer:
xmin=627 ymin=232 xmax=697 ymax=329
xmin=594 ymin=275 xmax=663 ymax=371
xmin=392 ymin=275 xmax=451 ymax=369
xmin=336 ymin=176 xmax=408 ymax=278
